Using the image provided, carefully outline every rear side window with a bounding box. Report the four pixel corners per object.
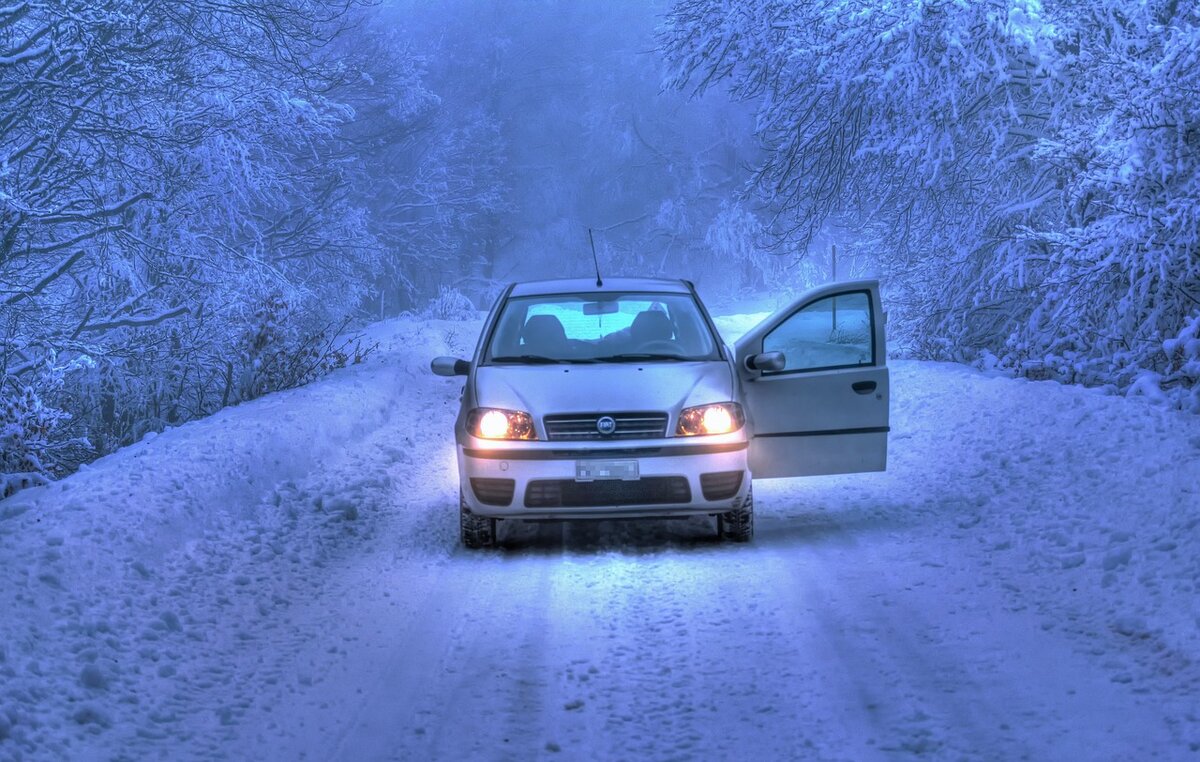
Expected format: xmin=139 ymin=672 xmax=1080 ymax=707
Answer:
xmin=762 ymin=291 xmax=874 ymax=373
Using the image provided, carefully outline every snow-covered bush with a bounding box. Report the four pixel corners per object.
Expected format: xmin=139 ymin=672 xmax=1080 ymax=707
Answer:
xmin=422 ymin=287 xmax=477 ymax=321
xmin=239 ymin=294 xmax=377 ymax=402
xmin=1162 ymin=313 xmax=1200 ymax=413
xmin=1 ymin=386 xmax=63 ymax=497
xmin=0 ymin=373 xmax=91 ymax=498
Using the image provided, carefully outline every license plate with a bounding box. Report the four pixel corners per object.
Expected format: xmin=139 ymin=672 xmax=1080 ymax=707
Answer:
xmin=575 ymin=459 xmax=639 ymax=482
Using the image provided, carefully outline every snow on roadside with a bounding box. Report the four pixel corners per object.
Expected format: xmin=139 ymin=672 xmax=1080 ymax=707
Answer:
xmin=717 ymin=312 xmax=1200 ymax=739
xmin=891 ymin=359 xmax=1200 ymax=702
xmin=0 ymin=317 xmax=472 ymax=759
xmin=1 ymin=310 xmax=1198 ymax=758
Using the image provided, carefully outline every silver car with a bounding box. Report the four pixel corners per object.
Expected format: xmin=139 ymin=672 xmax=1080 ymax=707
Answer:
xmin=432 ymin=277 xmax=890 ymax=547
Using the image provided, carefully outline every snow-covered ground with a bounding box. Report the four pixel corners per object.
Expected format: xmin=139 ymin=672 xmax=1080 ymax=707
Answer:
xmin=1 ymin=314 xmax=1198 ymax=761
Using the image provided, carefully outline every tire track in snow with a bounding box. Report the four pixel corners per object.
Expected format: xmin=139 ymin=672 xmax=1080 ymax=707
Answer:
xmin=754 ymin=503 xmax=1172 ymax=761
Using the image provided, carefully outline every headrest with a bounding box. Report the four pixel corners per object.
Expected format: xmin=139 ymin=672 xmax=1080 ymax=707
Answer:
xmin=630 ymin=310 xmax=672 ymax=343
xmin=522 ymin=314 xmax=567 ymax=346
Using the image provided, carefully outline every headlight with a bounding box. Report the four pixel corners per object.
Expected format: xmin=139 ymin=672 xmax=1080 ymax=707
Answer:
xmin=675 ymin=402 xmax=744 ymax=436
xmin=467 ymin=408 xmax=536 ymax=440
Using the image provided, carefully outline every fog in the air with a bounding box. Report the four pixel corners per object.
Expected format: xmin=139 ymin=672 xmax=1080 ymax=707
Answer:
xmin=377 ymin=0 xmax=781 ymax=302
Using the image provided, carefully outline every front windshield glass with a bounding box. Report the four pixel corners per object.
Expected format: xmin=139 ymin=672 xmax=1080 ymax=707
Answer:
xmin=485 ymin=292 xmax=720 ymax=364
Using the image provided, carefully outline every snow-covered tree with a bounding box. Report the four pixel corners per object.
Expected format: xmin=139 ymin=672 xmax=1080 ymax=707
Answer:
xmin=0 ymin=1 xmax=467 ymax=484
xmin=660 ymin=0 xmax=1200 ymax=408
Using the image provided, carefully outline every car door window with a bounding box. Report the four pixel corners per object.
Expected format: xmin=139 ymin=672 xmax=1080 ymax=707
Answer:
xmin=762 ymin=291 xmax=874 ymax=373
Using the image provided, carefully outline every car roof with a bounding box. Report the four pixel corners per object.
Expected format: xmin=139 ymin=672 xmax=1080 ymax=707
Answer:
xmin=508 ymin=277 xmax=692 ymax=297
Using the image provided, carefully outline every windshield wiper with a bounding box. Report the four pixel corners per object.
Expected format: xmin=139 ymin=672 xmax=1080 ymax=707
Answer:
xmin=592 ymin=353 xmax=697 ymax=363
xmin=490 ymin=354 xmax=569 ymax=364
xmin=491 ymin=353 xmax=700 ymax=365
xmin=490 ymin=354 xmax=599 ymax=365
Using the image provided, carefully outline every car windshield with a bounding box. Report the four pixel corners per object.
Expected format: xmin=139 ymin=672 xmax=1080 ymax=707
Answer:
xmin=485 ymin=291 xmax=721 ymax=364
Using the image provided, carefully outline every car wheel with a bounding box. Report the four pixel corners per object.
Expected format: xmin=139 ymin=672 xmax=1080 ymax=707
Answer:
xmin=460 ymin=490 xmax=496 ymax=549
xmin=720 ymin=486 xmax=754 ymax=543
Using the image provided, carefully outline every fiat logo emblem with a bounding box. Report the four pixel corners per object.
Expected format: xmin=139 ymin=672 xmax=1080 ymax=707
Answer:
xmin=596 ymin=416 xmax=617 ymax=436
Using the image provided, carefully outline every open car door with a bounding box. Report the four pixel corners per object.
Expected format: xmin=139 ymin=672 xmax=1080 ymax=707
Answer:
xmin=734 ymin=280 xmax=889 ymax=478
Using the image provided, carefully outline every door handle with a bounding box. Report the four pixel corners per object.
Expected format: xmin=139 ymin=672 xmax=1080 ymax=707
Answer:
xmin=851 ymin=380 xmax=876 ymax=395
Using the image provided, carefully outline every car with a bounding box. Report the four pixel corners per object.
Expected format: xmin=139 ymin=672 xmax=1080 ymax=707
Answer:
xmin=431 ymin=276 xmax=889 ymax=548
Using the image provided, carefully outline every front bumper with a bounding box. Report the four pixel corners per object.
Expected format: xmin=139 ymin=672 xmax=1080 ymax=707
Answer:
xmin=457 ymin=438 xmax=750 ymax=519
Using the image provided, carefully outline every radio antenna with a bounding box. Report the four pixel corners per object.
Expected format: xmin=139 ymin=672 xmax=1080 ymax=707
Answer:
xmin=588 ymin=227 xmax=603 ymax=287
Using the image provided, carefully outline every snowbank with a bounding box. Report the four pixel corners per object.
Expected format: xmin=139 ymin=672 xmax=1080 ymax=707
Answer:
xmin=0 ymin=317 xmax=470 ymax=759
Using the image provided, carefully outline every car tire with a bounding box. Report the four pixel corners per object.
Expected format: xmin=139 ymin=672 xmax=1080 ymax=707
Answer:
xmin=460 ymin=490 xmax=496 ymax=549
xmin=720 ymin=486 xmax=754 ymax=542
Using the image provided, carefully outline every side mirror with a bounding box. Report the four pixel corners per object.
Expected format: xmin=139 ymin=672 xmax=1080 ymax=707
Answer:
xmin=745 ymin=351 xmax=786 ymax=373
xmin=431 ymin=356 xmax=470 ymax=377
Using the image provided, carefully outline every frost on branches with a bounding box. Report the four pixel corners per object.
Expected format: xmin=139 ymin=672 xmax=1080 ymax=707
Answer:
xmin=660 ymin=0 xmax=1200 ymax=410
xmin=2 ymin=387 xmax=66 ymax=498
xmin=239 ymin=294 xmax=377 ymax=402
xmin=0 ymin=2 xmax=500 ymax=491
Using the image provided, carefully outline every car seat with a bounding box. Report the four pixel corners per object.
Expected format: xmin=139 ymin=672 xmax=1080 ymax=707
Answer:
xmin=521 ymin=314 xmax=568 ymax=355
xmin=630 ymin=310 xmax=673 ymax=345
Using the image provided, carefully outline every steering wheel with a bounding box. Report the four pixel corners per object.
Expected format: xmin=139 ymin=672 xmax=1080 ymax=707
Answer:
xmin=636 ymin=339 xmax=682 ymax=354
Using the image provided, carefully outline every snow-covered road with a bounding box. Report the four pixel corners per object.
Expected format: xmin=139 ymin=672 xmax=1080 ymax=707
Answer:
xmin=231 ymin=503 xmax=1178 ymax=761
xmin=2 ymin=315 xmax=1198 ymax=761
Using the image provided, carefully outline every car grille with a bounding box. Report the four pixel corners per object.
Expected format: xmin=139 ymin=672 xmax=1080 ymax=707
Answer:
xmin=543 ymin=412 xmax=669 ymax=441
xmin=470 ymin=478 xmax=515 ymax=506
xmin=524 ymin=477 xmax=691 ymax=508
xmin=700 ymin=471 xmax=744 ymax=501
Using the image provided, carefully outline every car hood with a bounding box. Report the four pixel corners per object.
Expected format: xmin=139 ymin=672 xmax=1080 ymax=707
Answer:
xmin=473 ymin=361 xmax=733 ymax=416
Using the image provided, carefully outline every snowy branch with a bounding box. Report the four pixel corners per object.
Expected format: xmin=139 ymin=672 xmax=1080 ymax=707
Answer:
xmin=3 ymin=249 xmax=86 ymax=306
xmin=77 ymin=306 xmax=191 ymax=333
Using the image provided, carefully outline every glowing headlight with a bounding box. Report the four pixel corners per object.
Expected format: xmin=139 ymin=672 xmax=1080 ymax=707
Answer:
xmin=675 ymin=402 xmax=744 ymax=436
xmin=703 ymin=405 xmax=734 ymax=433
xmin=467 ymin=408 xmax=536 ymax=440
xmin=478 ymin=410 xmax=510 ymax=439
